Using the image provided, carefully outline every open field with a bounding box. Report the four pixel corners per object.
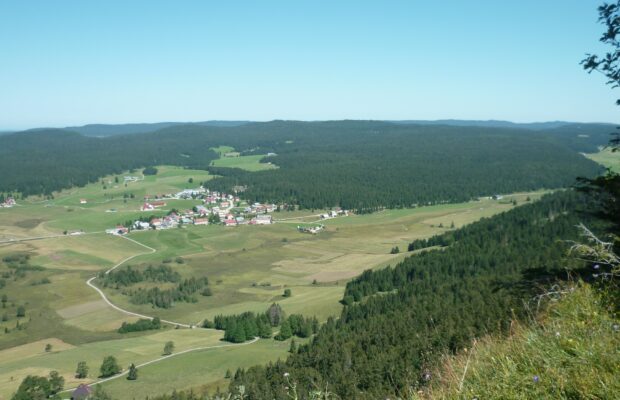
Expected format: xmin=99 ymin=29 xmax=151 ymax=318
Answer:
xmin=0 ymin=329 xmax=226 ymax=399
xmin=586 ymin=148 xmax=620 ymax=172
xmin=0 ymin=164 xmax=550 ymax=398
xmin=212 ymin=154 xmax=278 ymax=171
xmin=100 ymin=337 xmax=298 ymax=399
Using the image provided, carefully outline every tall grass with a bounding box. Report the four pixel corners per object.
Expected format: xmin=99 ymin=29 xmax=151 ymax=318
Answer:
xmin=419 ymin=282 xmax=619 ymax=399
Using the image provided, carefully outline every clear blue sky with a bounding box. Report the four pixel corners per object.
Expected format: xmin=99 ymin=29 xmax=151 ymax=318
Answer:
xmin=0 ymin=0 xmax=617 ymax=130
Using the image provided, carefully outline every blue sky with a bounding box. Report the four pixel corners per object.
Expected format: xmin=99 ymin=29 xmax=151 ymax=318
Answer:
xmin=0 ymin=0 xmax=617 ymax=129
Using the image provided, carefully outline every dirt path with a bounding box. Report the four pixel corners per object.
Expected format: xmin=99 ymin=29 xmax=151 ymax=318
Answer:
xmin=86 ymin=235 xmax=193 ymax=328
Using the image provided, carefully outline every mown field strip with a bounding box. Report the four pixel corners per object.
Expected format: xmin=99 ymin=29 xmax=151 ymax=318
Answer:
xmin=59 ymin=336 xmax=259 ymax=394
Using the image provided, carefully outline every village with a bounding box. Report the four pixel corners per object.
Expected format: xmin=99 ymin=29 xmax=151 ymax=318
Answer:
xmin=105 ymin=186 xmax=350 ymax=236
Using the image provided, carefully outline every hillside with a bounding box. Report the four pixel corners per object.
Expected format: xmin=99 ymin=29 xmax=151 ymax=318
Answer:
xmin=421 ymin=282 xmax=619 ymax=399
xmin=224 ymin=190 xmax=602 ymax=399
xmin=0 ymin=121 xmax=607 ymax=209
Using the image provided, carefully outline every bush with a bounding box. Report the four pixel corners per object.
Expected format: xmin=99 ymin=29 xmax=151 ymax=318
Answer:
xmin=118 ymin=317 xmax=161 ymax=333
xmin=142 ymin=166 xmax=158 ymax=176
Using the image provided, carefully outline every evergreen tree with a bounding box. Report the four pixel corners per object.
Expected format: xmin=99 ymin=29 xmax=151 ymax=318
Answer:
xmin=232 ymin=324 xmax=247 ymax=343
xmin=275 ymin=320 xmax=292 ymax=340
xmin=258 ymin=319 xmax=272 ymax=338
xmin=127 ymin=363 xmax=138 ymax=380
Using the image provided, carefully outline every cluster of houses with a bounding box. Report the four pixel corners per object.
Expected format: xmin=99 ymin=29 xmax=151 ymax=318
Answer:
xmin=0 ymin=197 xmax=16 ymax=208
xmin=106 ymin=188 xmax=278 ymax=235
xmin=103 ymin=185 xmax=349 ymax=237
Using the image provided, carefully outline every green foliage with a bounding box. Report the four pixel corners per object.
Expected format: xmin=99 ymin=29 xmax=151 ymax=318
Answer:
xmin=100 ymin=264 xmax=181 ymax=288
xmin=15 ymin=305 xmax=25 ymax=318
xmin=75 ymin=361 xmax=89 ymax=379
xmin=118 ymin=317 xmax=161 ymax=334
xmin=143 ymin=166 xmax=159 ymax=176
xmin=423 ymin=283 xmax=620 ymax=399
xmin=227 ymin=191 xmax=602 ymax=399
xmin=99 ymin=355 xmax=122 ymax=378
xmin=283 ymin=288 xmax=292 ymax=298
xmin=0 ymin=122 xmax=606 ymax=205
xmin=390 ymin=246 xmax=400 ymax=254
xmin=275 ymin=320 xmax=292 ymax=341
xmin=127 ymin=363 xmax=138 ymax=380
xmin=128 ymin=277 xmax=209 ymax=309
xmin=10 ymin=371 xmax=64 ymax=400
xmin=163 ymin=341 xmax=174 ymax=355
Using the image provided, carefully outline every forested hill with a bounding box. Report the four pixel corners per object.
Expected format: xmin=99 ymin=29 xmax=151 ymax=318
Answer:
xmin=227 ymin=190 xmax=600 ymax=399
xmin=0 ymin=121 xmax=609 ymax=208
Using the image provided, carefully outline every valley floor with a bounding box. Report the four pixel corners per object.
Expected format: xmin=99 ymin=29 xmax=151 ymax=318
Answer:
xmin=0 ymin=166 xmax=549 ymax=399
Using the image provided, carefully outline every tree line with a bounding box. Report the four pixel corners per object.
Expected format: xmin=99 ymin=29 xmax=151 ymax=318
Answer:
xmin=225 ymin=191 xmax=603 ymax=399
xmin=0 ymin=121 xmax=608 ymax=211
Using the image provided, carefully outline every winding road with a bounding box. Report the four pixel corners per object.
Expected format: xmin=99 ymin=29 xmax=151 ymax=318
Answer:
xmin=10 ymin=231 xmax=263 ymax=394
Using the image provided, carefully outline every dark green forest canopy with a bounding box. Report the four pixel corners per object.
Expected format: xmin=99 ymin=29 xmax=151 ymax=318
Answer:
xmin=0 ymin=121 xmax=610 ymax=209
xmin=226 ymin=190 xmax=602 ymax=399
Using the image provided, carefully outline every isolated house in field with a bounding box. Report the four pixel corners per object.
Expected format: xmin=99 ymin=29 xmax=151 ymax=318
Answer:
xmin=79 ymin=199 xmax=87 ymax=204
xmin=255 ymin=214 xmax=273 ymax=225
xmin=142 ymin=202 xmax=155 ymax=211
xmin=1 ymin=197 xmax=16 ymax=208
xmin=71 ymin=383 xmax=92 ymax=399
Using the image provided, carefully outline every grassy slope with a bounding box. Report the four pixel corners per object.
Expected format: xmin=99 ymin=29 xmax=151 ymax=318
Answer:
xmin=0 ymin=329 xmax=223 ymax=399
xmin=100 ymin=337 xmax=300 ymax=399
xmin=421 ymin=283 xmax=619 ymax=400
xmin=585 ymin=148 xmax=620 ymax=172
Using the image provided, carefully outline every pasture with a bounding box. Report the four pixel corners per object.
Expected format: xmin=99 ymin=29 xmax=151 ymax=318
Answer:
xmin=586 ymin=148 xmax=620 ymax=172
xmin=0 ymin=164 xmax=550 ymax=398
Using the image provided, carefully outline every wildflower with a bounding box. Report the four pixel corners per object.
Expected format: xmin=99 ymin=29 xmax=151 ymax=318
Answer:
xmin=593 ymin=264 xmax=600 ymax=270
xmin=284 ymin=372 xmax=290 ymax=378
xmin=423 ymin=372 xmax=431 ymax=381
xmin=593 ymin=273 xmax=599 ymax=278
xmin=613 ymin=324 xmax=619 ymax=332
xmin=533 ymin=375 xmax=540 ymax=383
xmin=555 ymin=331 xmax=560 ymax=338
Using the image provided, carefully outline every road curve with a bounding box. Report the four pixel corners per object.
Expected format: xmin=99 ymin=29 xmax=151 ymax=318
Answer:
xmin=87 ymin=234 xmax=192 ymax=328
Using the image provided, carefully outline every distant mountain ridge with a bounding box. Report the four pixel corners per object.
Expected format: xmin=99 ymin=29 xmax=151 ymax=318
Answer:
xmin=389 ymin=119 xmax=616 ymax=130
xmin=21 ymin=120 xmax=251 ymax=137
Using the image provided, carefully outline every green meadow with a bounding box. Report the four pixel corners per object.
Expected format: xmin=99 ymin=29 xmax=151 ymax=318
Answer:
xmin=586 ymin=148 xmax=620 ymax=172
xmin=0 ymin=163 xmax=550 ymax=398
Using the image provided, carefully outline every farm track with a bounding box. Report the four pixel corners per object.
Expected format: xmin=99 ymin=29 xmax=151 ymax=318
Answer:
xmin=59 ymin=336 xmax=260 ymax=394
xmin=69 ymin=233 xmax=261 ymax=393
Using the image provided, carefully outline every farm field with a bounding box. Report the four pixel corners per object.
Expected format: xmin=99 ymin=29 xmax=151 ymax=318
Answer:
xmin=0 ymin=165 xmax=550 ymax=398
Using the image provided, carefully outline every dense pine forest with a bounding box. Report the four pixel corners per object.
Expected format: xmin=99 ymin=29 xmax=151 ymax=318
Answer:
xmin=222 ymin=191 xmax=601 ymax=399
xmin=0 ymin=121 xmax=610 ymax=209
